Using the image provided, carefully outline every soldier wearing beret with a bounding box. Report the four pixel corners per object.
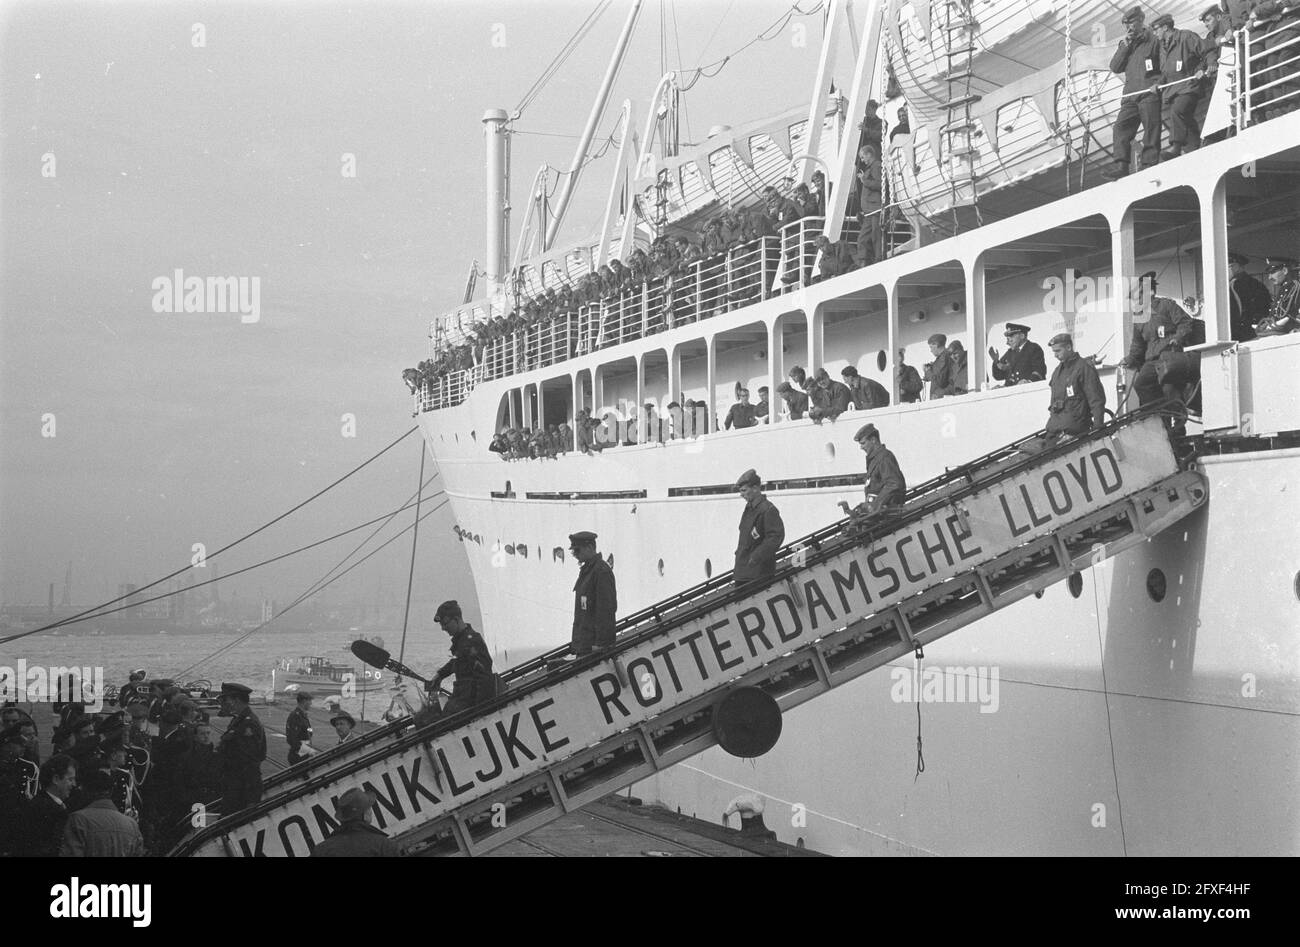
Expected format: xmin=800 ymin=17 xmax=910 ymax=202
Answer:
xmin=311 ymin=787 xmax=401 ymax=858
xmin=1228 ymin=252 xmax=1270 ymax=341
xmin=734 ymin=470 xmax=786 ymax=587
xmin=1123 ymin=276 xmax=1196 ymax=405
xmin=430 ymin=600 xmax=496 ymax=715
xmin=1107 ymin=7 xmax=1163 ymax=178
xmin=216 ymin=681 xmax=265 ymax=815
xmin=990 ymin=323 xmax=1047 ymax=386
xmin=1256 ymin=257 xmax=1300 ymax=336
xmin=841 ymin=365 xmax=891 ymax=410
xmin=569 ymin=532 xmax=617 ymax=656
xmin=842 ymin=424 xmax=907 ymax=518
xmin=285 ymin=691 xmax=314 ymax=765
xmin=807 ymin=367 xmax=854 ymax=422
xmin=1045 ymin=334 xmax=1108 ymax=436
xmin=1151 ymin=13 xmax=1206 ymax=157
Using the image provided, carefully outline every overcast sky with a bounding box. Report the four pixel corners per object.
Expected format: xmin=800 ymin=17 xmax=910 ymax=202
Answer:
xmin=0 ymin=0 xmax=834 ymax=621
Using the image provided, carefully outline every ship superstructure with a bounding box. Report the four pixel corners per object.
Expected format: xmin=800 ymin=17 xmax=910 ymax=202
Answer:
xmin=406 ymin=1 xmax=1300 ymax=855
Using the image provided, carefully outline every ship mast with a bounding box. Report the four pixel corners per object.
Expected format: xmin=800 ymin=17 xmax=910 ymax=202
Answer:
xmin=543 ymin=0 xmax=644 ymax=251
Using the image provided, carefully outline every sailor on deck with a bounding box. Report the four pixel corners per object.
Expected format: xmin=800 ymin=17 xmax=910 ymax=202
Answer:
xmin=216 ymin=681 xmax=266 ymax=815
xmin=430 ymin=600 xmax=496 ymax=715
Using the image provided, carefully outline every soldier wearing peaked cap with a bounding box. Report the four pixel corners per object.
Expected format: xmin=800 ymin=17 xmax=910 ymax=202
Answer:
xmin=216 ymin=681 xmax=265 ymax=815
xmin=1256 ymin=257 xmax=1300 ymax=337
xmin=734 ymin=470 xmax=785 ymax=587
xmin=990 ymin=323 xmax=1047 ymax=386
xmin=430 ymin=600 xmax=496 ymax=715
xmin=569 ymin=532 xmax=617 ymax=656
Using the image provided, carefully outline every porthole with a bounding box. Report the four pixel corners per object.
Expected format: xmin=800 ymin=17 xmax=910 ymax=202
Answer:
xmin=825 ymin=442 xmax=836 ymax=459
xmin=1034 ymin=589 xmax=1044 ymax=599
xmin=658 ymin=559 xmax=665 ymax=577
xmin=876 ymin=350 xmax=887 ymax=372
xmin=1146 ymin=569 xmax=1167 ymax=602
xmin=705 ymin=558 xmax=713 ymax=578
xmin=1067 ymin=572 xmax=1083 ymax=599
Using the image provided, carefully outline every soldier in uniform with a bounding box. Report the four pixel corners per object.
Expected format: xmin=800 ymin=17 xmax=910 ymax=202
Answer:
xmin=896 ymin=349 xmax=924 ymax=403
xmin=841 ymin=365 xmax=890 ymax=410
xmin=1122 ymin=284 xmax=1195 ymax=405
xmin=216 ymin=681 xmax=266 ymax=815
xmin=990 ymin=323 xmax=1047 ymax=386
xmin=331 ymin=710 xmax=358 ymax=745
xmin=1249 ymin=0 xmax=1300 ymax=120
xmin=923 ymin=333 xmax=960 ymax=399
xmin=754 ymin=387 xmax=770 ymax=424
xmin=807 ymin=367 xmax=853 ymax=422
xmin=430 ymin=600 xmax=496 ymax=715
xmin=776 ymin=381 xmax=809 ymax=420
xmin=734 ymin=469 xmax=786 ymax=587
xmin=17 ymin=754 xmax=75 ymax=857
xmin=285 ymin=690 xmax=314 ymax=765
xmin=1152 ymin=13 xmax=1206 ymax=157
xmin=1107 ymin=7 xmax=1163 ymax=178
xmin=840 ymin=424 xmax=907 ymax=519
xmin=569 ymin=532 xmax=617 ymax=656
xmin=1228 ymin=252 xmax=1271 ymax=341
xmin=1045 ymin=333 xmax=1108 ymax=437
xmin=311 ymin=787 xmax=401 ymax=858
xmin=1256 ymin=256 xmax=1300 ymax=336
xmin=126 ymin=701 xmax=151 ymax=749
xmin=724 ymin=387 xmax=758 ymax=429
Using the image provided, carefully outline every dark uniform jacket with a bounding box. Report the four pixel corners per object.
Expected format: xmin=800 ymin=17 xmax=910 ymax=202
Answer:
xmin=1256 ymin=277 xmax=1300 ymax=336
xmin=572 ymin=556 xmax=618 ymax=650
xmin=734 ymin=495 xmax=786 ymax=583
xmin=435 ymin=626 xmax=495 ymax=697
xmin=285 ymin=707 xmax=312 ymax=763
xmin=846 ymin=375 xmax=890 ymax=410
xmin=925 ymin=351 xmax=959 ymax=398
xmin=1230 ymin=271 xmax=1271 ymax=341
xmin=897 ymin=364 xmax=924 ymax=402
xmin=1124 ymin=297 xmax=1194 ymax=366
xmin=725 ymin=402 xmax=757 ymax=429
xmin=1110 ymin=27 xmax=1162 ymax=96
xmin=180 ymin=744 xmax=221 ymax=811
xmin=218 ymin=706 xmax=265 ymax=814
xmin=780 ymin=388 xmax=809 ymax=419
xmin=311 ymin=819 xmax=401 ymax=857
xmin=862 ymin=444 xmax=907 ymax=511
xmin=19 ymin=790 xmax=68 ymax=857
xmin=992 ymin=341 xmax=1047 ymax=385
xmin=811 ymin=379 xmax=853 ymax=417
xmin=1046 ymin=352 xmax=1108 ymax=435
xmin=1159 ymin=28 xmax=1206 ymax=93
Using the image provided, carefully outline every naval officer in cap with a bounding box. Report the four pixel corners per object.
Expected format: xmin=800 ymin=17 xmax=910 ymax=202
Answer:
xmin=1228 ymin=252 xmax=1270 ymax=342
xmin=1256 ymin=257 xmax=1300 ymax=337
xmin=989 ymin=323 xmax=1047 ymax=386
xmin=216 ymin=682 xmax=266 ymax=815
xmin=1045 ymin=333 xmax=1107 ymax=437
xmin=734 ymin=469 xmax=785 ymax=587
xmin=285 ymin=690 xmax=314 ymax=765
xmin=569 ymin=531 xmax=617 ymax=656
xmin=430 ymin=601 xmax=496 ymax=716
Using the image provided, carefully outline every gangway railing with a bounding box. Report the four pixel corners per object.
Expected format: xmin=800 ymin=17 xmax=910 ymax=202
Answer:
xmin=176 ymin=409 xmax=1205 ymax=856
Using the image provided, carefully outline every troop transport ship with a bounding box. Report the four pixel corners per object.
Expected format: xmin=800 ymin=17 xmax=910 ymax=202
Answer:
xmin=412 ymin=0 xmax=1300 ymax=856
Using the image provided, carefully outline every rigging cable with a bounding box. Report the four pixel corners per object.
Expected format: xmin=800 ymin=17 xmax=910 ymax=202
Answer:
xmin=0 ymin=426 xmax=420 ymax=645
xmin=397 ymin=445 xmax=428 ymax=666
xmin=514 ymin=0 xmax=612 ymax=118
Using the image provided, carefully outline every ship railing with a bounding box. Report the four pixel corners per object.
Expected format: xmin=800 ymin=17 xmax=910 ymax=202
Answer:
xmin=1241 ymin=20 xmax=1300 ymax=126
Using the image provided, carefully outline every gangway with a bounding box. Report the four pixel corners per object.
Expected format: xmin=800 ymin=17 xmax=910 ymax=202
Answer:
xmin=175 ymin=410 xmax=1206 ymax=856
